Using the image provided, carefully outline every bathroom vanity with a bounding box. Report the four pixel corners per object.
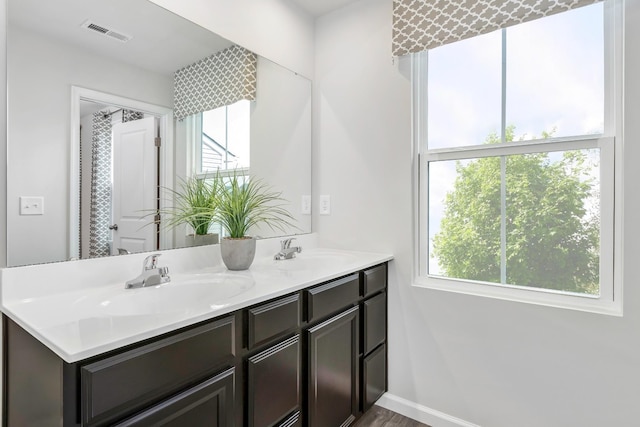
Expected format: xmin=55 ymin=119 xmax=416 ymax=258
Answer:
xmin=1 ymin=243 xmax=391 ymax=427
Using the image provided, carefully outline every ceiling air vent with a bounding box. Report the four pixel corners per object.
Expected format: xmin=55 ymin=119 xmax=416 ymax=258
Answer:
xmin=80 ymin=19 xmax=132 ymax=43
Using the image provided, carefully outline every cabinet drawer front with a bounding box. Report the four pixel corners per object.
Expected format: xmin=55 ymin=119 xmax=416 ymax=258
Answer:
xmin=247 ymin=335 xmax=300 ymax=427
xmin=363 ymin=291 xmax=386 ymax=354
xmin=81 ymin=316 xmax=235 ymax=426
xmin=362 ymin=343 xmax=386 ymax=410
xmin=362 ymin=264 xmax=387 ymax=297
xmin=114 ymin=368 xmax=235 ymax=427
xmin=305 ymin=274 xmax=359 ymax=323
xmin=247 ymin=294 xmax=300 ymax=350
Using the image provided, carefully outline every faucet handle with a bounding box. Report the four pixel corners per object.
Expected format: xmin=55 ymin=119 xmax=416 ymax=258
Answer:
xmin=143 ymin=254 xmax=162 ymax=270
xmin=281 ymin=238 xmax=296 ymax=249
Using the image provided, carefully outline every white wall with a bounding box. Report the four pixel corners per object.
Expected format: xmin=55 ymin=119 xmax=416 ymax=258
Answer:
xmin=7 ymin=25 xmax=172 ymax=266
xmin=314 ymin=0 xmax=640 ymax=426
xmin=147 ymin=0 xmax=315 ymax=79
xmin=251 ymin=56 xmax=312 ymax=237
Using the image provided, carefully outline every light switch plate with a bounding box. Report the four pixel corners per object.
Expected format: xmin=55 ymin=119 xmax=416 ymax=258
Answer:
xmin=319 ymin=195 xmax=331 ymax=215
xmin=301 ymin=195 xmax=311 ymax=215
xmin=20 ymin=196 xmax=44 ymax=215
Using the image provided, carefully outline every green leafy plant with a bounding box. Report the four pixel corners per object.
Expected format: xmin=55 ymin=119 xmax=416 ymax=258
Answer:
xmin=213 ymin=170 xmax=296 ymax=239
xmin=161 ymin=174 xmax=221 ymax=235
xmin=432 ymin=125 xmax=599 ymax=294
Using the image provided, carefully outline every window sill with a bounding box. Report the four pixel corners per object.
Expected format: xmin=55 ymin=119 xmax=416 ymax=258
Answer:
xmin=412 ymin=276 xmax=622 ymax=317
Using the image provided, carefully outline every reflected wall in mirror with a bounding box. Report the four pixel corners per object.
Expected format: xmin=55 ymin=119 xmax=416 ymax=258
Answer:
xmin=7 ymin=0 xmax=312 ymax=267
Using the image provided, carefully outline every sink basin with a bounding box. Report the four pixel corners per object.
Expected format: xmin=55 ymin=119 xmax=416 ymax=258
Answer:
xmin=97 ymin=273 xmax=254 ymax=316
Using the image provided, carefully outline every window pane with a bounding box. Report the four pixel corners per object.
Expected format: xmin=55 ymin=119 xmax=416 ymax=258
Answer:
xmin=202 ymin=106 xmax=227 ymax=172
xmin=201 ymin=100 xmax=251 ymax=172
xmin=226 ymin=100 xmax=250 ymax=169
xmin=506 ymin=4 xmax=604 ymax=140
xmin=202 ymin=106 xmax=226 ymax=148
xmin=429 ymin=158 xmax=502 ymax=283
xmin=505 ymin=149 xmax=600 ymax=295
xmin=429 ymin=149 xmax=600 ymax=295
xmin=428 ymin=30 xmax=502 ymax=149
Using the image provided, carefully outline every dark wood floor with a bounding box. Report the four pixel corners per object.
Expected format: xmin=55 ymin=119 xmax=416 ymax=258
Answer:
xmin=354 ymin=406 xmax=431 ymax=427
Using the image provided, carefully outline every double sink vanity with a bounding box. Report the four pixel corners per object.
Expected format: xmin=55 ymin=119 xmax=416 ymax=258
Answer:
xmin=1 ymin=235 xmax=392 ymax=426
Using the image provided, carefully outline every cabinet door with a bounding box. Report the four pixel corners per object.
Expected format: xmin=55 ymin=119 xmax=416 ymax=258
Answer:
xmin=114 ymin=367 xmax=235 ymax=427
xmin=247 ymin=335 xmax=300 ymax=427
xmin=307 ymin=306 xmax=359 ymax=427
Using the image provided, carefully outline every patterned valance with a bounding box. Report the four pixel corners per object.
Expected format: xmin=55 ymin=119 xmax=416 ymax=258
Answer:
xmin=392 ymin=0 xmax=602 ymax=56
xmin=174 ymin=45 xmax=257 ymax=120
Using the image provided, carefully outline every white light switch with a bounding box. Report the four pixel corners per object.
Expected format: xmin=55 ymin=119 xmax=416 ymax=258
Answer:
xmin=301 ymin=195 xmax=311 ymax=215
xmin=20 ymin=196 xmax=44 ymax=215
xmin=319 ymin=195 xmax=331 ymax=215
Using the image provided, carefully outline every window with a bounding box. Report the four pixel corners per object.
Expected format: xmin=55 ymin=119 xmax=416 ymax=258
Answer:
xmin=196 ymin=99 xmax=251 ymax=174
xmin=415 ymin=2 xmax=622 ymax=314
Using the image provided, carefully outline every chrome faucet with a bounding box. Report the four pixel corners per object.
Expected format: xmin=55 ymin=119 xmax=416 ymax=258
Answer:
xmin=125 ymin=254 xmax=170 ymax=289
xmin=274 ymin=238 xmax=302 ymax=260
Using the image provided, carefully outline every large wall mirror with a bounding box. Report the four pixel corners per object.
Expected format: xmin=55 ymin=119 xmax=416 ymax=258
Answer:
xmin=7 ymin=0 xmax=312 ymax=267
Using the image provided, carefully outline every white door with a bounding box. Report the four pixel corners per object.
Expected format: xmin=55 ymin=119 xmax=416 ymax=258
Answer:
xmin=111 ymin=116 xmax=158 ymax=255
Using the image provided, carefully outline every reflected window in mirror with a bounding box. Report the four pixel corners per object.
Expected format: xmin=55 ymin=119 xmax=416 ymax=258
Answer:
xmin=198 ymin=100 xmax=251 ymax=173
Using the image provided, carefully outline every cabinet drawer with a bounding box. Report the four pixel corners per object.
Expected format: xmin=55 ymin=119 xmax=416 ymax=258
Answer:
xmin=363 ymin=291 xmax=386 ymax=354
xmin=362 ymin=343 xmax=386 ymax=410
xmin=114 ymin=368 xmax=235 ymax=427
xmin=305 ymin=274 xmax=359 ymax=323
xmin=247 ymin=294 xmax=300 ymax=350
xmin=362 ymin=264 xmax=387 ymax=297
xmin=81 ymin=316 xmax=236 ymax=426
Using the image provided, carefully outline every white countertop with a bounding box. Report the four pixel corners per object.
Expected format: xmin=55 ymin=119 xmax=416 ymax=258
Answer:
xmin=0 ymin=236 xmax=392 ymax=363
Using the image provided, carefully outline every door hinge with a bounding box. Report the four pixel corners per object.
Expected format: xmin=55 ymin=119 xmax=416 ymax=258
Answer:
xmin=154 ymin=213 xmax=161 ymax=223
xmin=155 ymin=137 xmax=161 ymax=147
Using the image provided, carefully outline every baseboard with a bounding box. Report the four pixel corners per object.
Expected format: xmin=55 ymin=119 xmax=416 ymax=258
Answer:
xmin=375 ymin=393 xmax=480 ymax=427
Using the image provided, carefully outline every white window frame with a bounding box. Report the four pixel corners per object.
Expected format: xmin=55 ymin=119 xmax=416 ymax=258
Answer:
xmin=412 ymin=0 xmax=624 ymax=316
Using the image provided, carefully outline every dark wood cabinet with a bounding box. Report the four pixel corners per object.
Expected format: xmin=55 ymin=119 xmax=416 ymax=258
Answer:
xmin=306 ymin=306 xmax=360 ymax=427
xmin=362 ymin=264 xmax=386 ymax=297
xmin=81 ymin=317 xmax=236 ymax=426
xmin=4 ymin=315 xmax=238 ymax=427
xmin=279 ymin=411 xmax=302 ymax=427
xmin=114 ymin=368 xmax=235 ymax=427
xmin=3 ymin=262 xmax=388 ymax=427
xmin=359 ymin=266 xmax=388 ymax=413
xmin=362 ymin=344 xmax=386 ymax=410
xmin=247 ymin=294 xmax=300 ymax=350
xmin=305 ymin=274 xmax=359 ymax=323
xmin=363 ymin=291 xmax=386 ymax=354
xmin=246 ymin=335 xmax=301 ymax=427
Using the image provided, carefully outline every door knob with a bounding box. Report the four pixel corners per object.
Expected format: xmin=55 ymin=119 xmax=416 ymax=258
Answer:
xmin=109 ymin=224 xmax=119 ymax=231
